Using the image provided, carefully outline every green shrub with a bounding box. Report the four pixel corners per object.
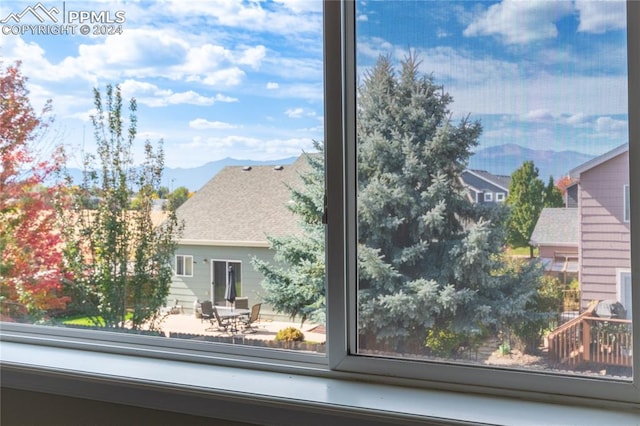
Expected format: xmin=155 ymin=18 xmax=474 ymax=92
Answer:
xmin=275 ymin=327 xmax=305 ymax=342
xmin=425 ymin=328 xmax=468 ymax=358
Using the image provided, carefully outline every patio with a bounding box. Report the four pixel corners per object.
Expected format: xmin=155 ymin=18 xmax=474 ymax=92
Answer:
xmin=155 ymin=313 xmax=326 ymax=345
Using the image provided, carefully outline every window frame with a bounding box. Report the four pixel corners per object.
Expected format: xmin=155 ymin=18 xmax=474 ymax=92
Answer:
xmin=495 ymin=192 xmax=505 ymax=202
xmin=175 ymin=254 xmax=194 ymax=277
xmin=484 ymin=191 xmax=493 ymax=202
xmin=0 ymin=0 xmax=638 ymax=415
xmin=326 ymin=0 xmax=640 ymax=406
xmin=625 ymin=184 xmax=631 ymax=222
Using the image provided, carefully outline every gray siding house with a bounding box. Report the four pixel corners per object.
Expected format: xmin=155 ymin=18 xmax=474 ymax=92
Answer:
xmin=460 ymin=169 xmax=510 ymax=204
xmin=568 ymin=144 xmax=631 ymax=317
xmin=170 ymin=156 xmax=309 ymax=318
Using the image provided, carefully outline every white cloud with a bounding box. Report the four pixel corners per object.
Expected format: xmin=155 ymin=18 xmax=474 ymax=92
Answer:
xmin=164 ymin=0 xmax=321 ymax=35
xmin=595 ymin=116 xmax=627 ymax=133
xmin=201 ymin=68 xmax=246 ymax=87
xmin=575 ymin=0 xmax=626 ymax=34
xmin=120 ymin=80 xmax=235 ymax=107
xmin=357 ymin=14 xmax=368 ymax=22
xmin=266 ymin=82 xmax=280 ymax=89
xmin=566 ymin=113 xmax=588 ymax=125
xmin=285 ymin=107 xmax=305 ymax=118
xmin=463 ymin=0 xmax=574 ymax=44
xmin=235 ymin=45 xmax=267 ymax=69
xmin=275 ymin=0 xmax=323 ymax=14
xmin=520 ymin=109 xmax=554 ymax=123
xmin=189 ymin=119 xmax=238 ymax=130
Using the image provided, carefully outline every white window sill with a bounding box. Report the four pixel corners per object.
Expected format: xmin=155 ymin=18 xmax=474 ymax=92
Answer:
xmin=1 ymin=340 xmax=639 ymax=425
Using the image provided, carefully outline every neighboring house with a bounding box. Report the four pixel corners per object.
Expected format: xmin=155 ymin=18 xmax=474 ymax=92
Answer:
xmin=529 ymin=208 xmax=579 ymax=282
xmin=568 ymin=144 xmax=631 ymax=317
xmin=169 ymin=156 xmax=309 ymax=318
xmin=460 ymin=169 xmax=510 ymax=204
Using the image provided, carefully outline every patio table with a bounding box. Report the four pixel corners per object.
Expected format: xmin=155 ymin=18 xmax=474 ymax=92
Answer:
xmin=215 ymin=307 xmax=250 ymax=333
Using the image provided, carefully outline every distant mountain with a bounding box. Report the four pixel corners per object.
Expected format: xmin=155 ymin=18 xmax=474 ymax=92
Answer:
xmin=64 ymin=145 xmax=595 ymax=192
xmin=468 ymin=144 xmax=595 ymax=180
xmin=66 ymin=156 xmax=299 ymax=192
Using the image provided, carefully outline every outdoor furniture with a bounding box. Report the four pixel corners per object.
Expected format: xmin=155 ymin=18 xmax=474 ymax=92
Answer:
xmin=211 ymin=306 xmax=233 ymax=332
xmin=235 ymin=297 xmax=249 ymax=310
xmin=241 ymin=303 xmax=262 ymax=334
xmin=200 ymin=300 xmax=215 ymax=324
xmin=214 ymin=307 xmax=250 ymax=333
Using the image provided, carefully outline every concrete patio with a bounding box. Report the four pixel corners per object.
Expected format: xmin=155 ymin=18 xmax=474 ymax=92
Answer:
xmin=154 ymin=312 xmax=326 ymax=345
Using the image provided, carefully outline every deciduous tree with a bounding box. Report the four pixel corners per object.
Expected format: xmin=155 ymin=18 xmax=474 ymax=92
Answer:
xmin=544 ymin=176 xmax=564 ymax=207
xmin=0 ymin=62 xmax=70 ymax=321
xmin=506 ymin=161 xmax=546 ymax=257
xmin=62 ymin=84 xmax=182 ymax=329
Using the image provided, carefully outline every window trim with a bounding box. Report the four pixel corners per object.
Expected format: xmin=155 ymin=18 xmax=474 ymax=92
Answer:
xmin=0 ymin=0 xmax=639 ymax=416
xmin=625 ymin=184 xmax=631 ymax=222
xmin=484 ymin=192 xmax=493 ymax=202
xmin=175 ymin=254 xmax=194 ymax=277
xmin=328 ymin=0 xmax=640 ymax=406
xmin=495 ymin=192 xmax=505 ymax=202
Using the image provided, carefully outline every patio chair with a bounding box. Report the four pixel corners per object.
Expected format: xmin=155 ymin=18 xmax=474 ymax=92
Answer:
xmin=241 ymin=303 xmax=262 ymax=334
xmin=212 ymin=306 xmax=232 ymax=332
xmin=235 ymin=297 xmax=249 ymax=310
xmin=200 ymin=300 xmax=214 ymax=323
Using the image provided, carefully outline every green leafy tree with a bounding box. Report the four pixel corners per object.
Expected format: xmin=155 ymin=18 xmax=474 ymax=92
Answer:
xmin=544 ymin=176 xmax=564 ymax=207
xmin=252 ymin=143 xmax=325 ymax=325
xmin=506 ymin=161 xmax=546 ymax=257
xmin=356 ymin=55 xmax=541 ymax=353
xmin=168 ymin=186 xmax=190 ymax=210
xmin=62 ymin=84 xmax=182 ymax=330
xmin=156 ymin=186 xmax=170 ymax=199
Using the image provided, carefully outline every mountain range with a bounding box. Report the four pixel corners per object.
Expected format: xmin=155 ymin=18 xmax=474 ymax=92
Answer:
xmin=468 ymin=144 xmax=595 ymax=181
xmin=66 ymin=144 xmax=595 ymax=191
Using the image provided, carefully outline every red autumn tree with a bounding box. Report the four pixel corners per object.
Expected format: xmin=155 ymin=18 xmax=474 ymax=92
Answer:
xmin=0 ymin=61 xmax=70 ymax=321
xmin=556 ymin=175 xmax=574 ymax=196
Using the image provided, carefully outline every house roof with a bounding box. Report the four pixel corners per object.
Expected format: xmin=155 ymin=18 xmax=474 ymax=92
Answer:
xmin=529 ymin=208 xmax=579 ymax=247
xmin=569 ymin=143 xmax=628 ymax=179
xmin=176 ymin=155 xmax=310 ymax=245
xmin=462 ymin=169 xmax=511 ymax=192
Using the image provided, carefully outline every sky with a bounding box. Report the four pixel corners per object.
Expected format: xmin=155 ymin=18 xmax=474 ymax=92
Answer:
xmin=0 ymin=0 xmax=629 ymax=169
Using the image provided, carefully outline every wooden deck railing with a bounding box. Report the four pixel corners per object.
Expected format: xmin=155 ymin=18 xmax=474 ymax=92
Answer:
xmin=547 ymin=301 xmax=632 ymax=367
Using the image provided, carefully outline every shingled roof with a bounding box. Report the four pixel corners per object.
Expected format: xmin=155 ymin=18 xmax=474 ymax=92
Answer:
xmin=529 ymin=208 xmax=579 ymax=247
xmin=176 ymin=156 xmax=309 ymax=245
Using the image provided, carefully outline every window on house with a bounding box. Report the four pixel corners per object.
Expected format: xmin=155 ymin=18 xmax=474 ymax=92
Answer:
xmin=495 ymin=192 xmax=505 ymax=202
xmin=484 ymin=192 xmax=493 ymax=202
xmin=618 ymin=270 xmax=633 ymax=319
xmin=349 ymin=0 xmax=634 ymax=393
xmin=175 ymin=255 xmax=193 ymax=277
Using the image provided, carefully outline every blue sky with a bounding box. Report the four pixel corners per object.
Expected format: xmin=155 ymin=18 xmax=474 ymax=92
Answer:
xmin=0 ymin=0 xmax=628 ymax=168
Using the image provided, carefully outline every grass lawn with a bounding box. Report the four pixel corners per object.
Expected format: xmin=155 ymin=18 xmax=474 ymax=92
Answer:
xmin=505 ymin=246 xmax=538 ymax=257
xmin=60 ymin=313 xmax=133 ymax=327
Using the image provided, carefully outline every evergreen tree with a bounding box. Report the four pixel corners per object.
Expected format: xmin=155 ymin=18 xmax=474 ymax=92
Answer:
xmin=357 ymin=55 xmax=541 ymax=352
xmin=252 ymin=143 xmax=325 ymax=325
xmin=506 ymin=161 xmax=545 ymax=257
xmin=62 ymin=85 xmax=182 ymax=329
xmin=544 ymin=176 xmax=564 ymax=207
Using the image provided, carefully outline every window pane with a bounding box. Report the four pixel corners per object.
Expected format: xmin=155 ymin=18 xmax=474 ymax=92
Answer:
xmin=1 ymin=0 xmax=325 ymax=354
xmin=355 ymin=0 xmax=632 ymax=379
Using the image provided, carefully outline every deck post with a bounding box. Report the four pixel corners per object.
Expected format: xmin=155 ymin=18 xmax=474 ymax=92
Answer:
xmin=582 ymin=319 xmax=590 ymax=362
